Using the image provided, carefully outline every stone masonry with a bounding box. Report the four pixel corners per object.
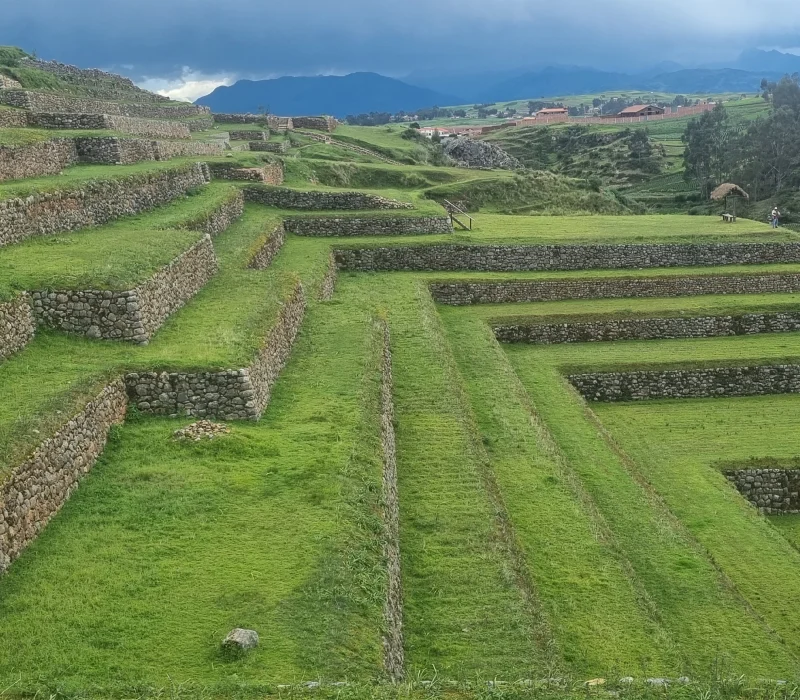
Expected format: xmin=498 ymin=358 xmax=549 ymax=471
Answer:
xmin=0 ymin=108 xmax=27 ymax=128
xmin=243 ymin=186 xmax=413 ymax=211
xmin=207 ymin=161 xmax=284 ymax=185
xmin=428 ymin=273 xmax=800 ymax=305
xmin=183 ymin=189 xmax=244 ymax=237
xmin=0 ymin=295 xmax=36 ymax=362
xmin=0 ymin=379 xmax=128 ymax=573
xmin=31 ymin=235 xmax=218 ymax=344
xmin=229 ymin=131 xmax=267 ymax=141
xmin=293 ymin=116 xmax=338 ymax=132
xmin=248 ymin=224 xmax=286 ymax=269
xmin=725 ymin=466 xmax=800 ymax=514
xmin=248 ymin=140 xmax=289 ymax=153
xmin=569 ymin=364 xmax=800 ymax=402
xmin=27 ymin=113 xmax=192 ymax=139
xmin=494 ymin=312 xmax=800 ymax=344
xmin=0 ymin=162 xmax=209 ymax=247
xmin=74 ymin=137 xmax=223 ymax=165
xmin=287 ymin=216 xmax=453 ymax=237
xmin=331 ymin=241 xmax=800 ymax=273
xmin=0 ymin=138 xmax=77 ymax=182
xmin=125 ymin=281 xmax=306 ymax=419
xmin=0 ymin=89 xmax=208 ymax=120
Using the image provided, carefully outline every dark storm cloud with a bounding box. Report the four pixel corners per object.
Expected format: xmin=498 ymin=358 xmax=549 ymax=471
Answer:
xmin=5 ymin=0 xmax=800 ymax=79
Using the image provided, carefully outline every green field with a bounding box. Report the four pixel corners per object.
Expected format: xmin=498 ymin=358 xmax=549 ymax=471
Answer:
xmin=2 ymin=68 xmax=800 ymax=700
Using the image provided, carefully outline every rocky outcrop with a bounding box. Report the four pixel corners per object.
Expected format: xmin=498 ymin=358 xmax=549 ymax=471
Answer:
xmin=0 ymin=295 xmax=36 ymax=362
xmin=125 ymin=281 xmax=306 ymax=419
xmin=0 ymin=379 xmax=128 ymax=573
xmin=31 ymin=235 xmax=218 ymax=344
xmin=442 ymin=136 xmax=521 ymax=170
xmin=0 ymin=162 xmax=209 ymax=247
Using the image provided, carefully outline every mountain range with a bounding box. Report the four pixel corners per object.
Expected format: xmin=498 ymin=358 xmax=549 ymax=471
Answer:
xmin=195 ymin=49 xmax=799 ymax=117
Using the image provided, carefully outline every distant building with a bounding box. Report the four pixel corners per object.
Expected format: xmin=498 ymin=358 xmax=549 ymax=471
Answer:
xmin=615 ymin=104 xmax=666 ymax=118
xmin=536 ymin=107 xmax=569 ymax=117
xmin=418 ymin=127 xmax=452 ymax=138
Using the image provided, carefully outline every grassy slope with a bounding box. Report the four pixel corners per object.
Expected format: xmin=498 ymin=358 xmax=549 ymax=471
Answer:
xmin=0 ymin=273 xmax=388 ymax=692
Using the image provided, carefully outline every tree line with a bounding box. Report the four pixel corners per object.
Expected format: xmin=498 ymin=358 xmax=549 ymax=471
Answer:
xmin=683 ymin=75 xmax=800 ymax=201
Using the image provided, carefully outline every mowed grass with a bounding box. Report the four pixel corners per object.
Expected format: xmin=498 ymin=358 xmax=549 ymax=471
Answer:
xmin=500 ymin=325 xmax=800 ymax=674
xmin=0 ymin=260 xmax=389 ymax=692
xmin=593 ymin=394 xmax=800 ymax=665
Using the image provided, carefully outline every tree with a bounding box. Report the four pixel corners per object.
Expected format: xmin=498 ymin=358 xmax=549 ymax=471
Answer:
xmin=453 ymin=109 xmax=467 ymax=118
xmin=773 ymin=74 xmax=800 ymax=114
xmin=682 ymin=103 xmax=732 ymax=196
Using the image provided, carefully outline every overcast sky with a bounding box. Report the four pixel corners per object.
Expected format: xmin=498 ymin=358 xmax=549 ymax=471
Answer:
xmin=5 ymin=0 xmax=800 ymax=100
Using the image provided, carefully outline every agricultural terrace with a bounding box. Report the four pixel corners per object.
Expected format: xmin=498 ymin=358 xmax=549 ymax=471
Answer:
xmin=1 ymin=52 xmax=800 ymax=700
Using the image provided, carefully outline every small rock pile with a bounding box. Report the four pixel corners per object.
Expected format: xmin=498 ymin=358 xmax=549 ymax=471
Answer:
xmin=442 ymin=136 xmax=522 ymax=170
xmin=172 ymin=420 xmax=231 ymax=442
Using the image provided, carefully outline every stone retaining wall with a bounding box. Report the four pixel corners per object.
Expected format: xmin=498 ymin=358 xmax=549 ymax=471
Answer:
xmin=293 ymin=116 xmax=337 ymax=132
xmin=494 ymin=312 xmax=800 ymax=344
xmin=74 ymin=136 xmax=223 ymax=165
xmin=0 ymin=162 xmax=209 ymax=247
xmin=0 ymin=90 xmax=208 ymax=119
xmin=379 ymin=320 xmax=404 ymax=681
xmin=725 ymin=467 xmax=800 ymax=514
xmin=288 ymin=216 xmax=452 ymax=237
xmin=207 ymin=161 xmax=284 ymax=185
xmin=31 ymin=235 xmax=218 ymax=344
xmin=28 ymin=112 xmax=192 ymax=139
xmin=248 ymin=224 xmax=286 ymax=269
xmin=0 ymin=295 xmax=36 ymax=362
xmin=320 ymin=253 xmax=337 ymax=301
xmin=229 ymin=131 xmax=267 ymax=141
xmin=184 ymin=190 xmax=244 ymax=237
xmin=248 ymin=140 xmax=289 ymax=153
xmin=0 ymin=76 xmax=23 ymax=90
xmin=186 ymin=116 xmax=215 ymax=132
xmin=243 ymin=186 xmax=413 ymax=211
xmin=569 ymin=364 xmax=800 ymax=402
xmin=427 ymin=273 xmax=800 ymax=306
xmin=213 ymin=113 xmax=265 ymax=124
xmin=331 ymin=242 xmax=800 ymax=273
xmin=125 ymin=281 xmax=306 ymax=420
xmin=0 ymin=379 xmax=128 ymax=573
xmin=0 ymin=108 xmax=28 ymax=128
xmin=0 ymin=138 xmax=77 ymax=182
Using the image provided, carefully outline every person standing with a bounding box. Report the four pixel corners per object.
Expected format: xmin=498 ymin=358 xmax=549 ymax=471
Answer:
xmin=771 ymin=205 xmax=781 ymax=228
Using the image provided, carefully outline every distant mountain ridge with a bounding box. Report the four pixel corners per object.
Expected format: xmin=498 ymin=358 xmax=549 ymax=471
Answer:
xmin=195 ymin=72 xmax=457 ymax=117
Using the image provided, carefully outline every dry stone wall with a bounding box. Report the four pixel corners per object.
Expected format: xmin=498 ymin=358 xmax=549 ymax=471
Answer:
xmin=0 ymin=379 xmax=128 ymax=573
xmin=569 ymin=364 xmax=800 ymax=402
xmin=125 ymin=282 xmax=306 ymax=419
xmin=28 ymin=113 xmax=192 ymax=139
xmin=74 ymin=137 xmax=223 ymax=165
xmin=243 ymin=186 xmax=413 ymax=211
xmin=293 ymin=116 xmax=337 ymax=132
xmin=229 ymin=131 xmax=267 ymax=141
xmin=0 ymin=295 xmax=36 ymax=362
xmin=0 ymin=76 xmax=23 ymax=90
xmin=31 ymin=235 xmax=218 ymax=344
xmin=725 ymin=467 xmax=800 ymax=514
xmin=248 ymin=224 xmax=286 ymax=269
xmin=0 ymin=108 xmax=27 ymax=127
xmin=184 ymin=190 xmax=244 ymax=237
xmin=248 ymin=140 xmax=289 ymax=153
xmin=331 ymin=242 xmax=800 ymax=273
xmin=494 ymin=312 xmax=800 ymax=344
xmin=428 ymin=273 xmax=800 ymax=305
xmin=0 ymin=162 xmax=209 ymax=247
xmin=287 ymin=216 xmax=452 ymax=237
xmin=0 ymin=138 xmax=77 ymax=182
xmin=0 ymin=90 xmax=208 ymax=119
xmin=207 ymin=161 xmax=284 ymax=185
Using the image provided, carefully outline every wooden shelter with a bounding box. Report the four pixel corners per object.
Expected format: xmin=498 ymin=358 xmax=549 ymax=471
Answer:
xmin=711 ymin=183 xmax=749 ymax=222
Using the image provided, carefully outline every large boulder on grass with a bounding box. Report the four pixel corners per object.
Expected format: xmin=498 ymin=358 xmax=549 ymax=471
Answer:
xmin=223 ymin=628 xmax=259 ymax=651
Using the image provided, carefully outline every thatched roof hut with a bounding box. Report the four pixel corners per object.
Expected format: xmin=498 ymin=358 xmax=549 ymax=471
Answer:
xmin=711 ymin=183 xmax=749 ymax=201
